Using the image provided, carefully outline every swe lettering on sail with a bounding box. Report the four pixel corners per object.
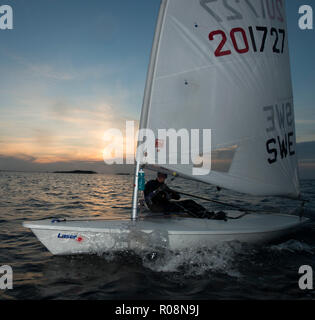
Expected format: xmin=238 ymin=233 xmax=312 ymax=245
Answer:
xmin=264 ymin=102 xmax=296 ymax=165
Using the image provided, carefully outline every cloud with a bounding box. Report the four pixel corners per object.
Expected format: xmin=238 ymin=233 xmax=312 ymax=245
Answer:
xmin=2 ymin=51 xmax=76 ymax=81
xmin=296 ymin=120 xmax=315 ymax=125
xmin=0 ymin=65 xmax=140 ymax=164
xmin=28 ymin=64 xmax=75 ymax=81
xmin=297 ymin=141 xmax=315 ymax=161
xmin=1 ymin=49 xmax=132 ymax=83
xmin=297 ymin=141 xmax=315 ymax=179
xmin=295 ymin=116 xmax=315 ymax=143
xmin=1 ymin=142 xmax=315 ymax=179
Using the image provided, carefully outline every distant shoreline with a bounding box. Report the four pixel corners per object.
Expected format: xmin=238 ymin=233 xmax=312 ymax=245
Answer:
xmin=53 ymin=170 xmax=97 ymax=174
xmin=0 ymin=170 xmax=132 ymax=175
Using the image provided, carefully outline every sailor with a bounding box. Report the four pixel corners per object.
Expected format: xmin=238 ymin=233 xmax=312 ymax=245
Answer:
xmin=144 ymin=172 xmax=220 ymax=219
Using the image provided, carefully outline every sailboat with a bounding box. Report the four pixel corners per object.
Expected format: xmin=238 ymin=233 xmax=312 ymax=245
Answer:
xmin=23 ymin=0 xmax=309 ymax=255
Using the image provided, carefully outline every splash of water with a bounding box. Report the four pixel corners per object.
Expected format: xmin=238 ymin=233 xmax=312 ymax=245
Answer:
xmin=92 ymin=226 xmax=255 ymax=277
xmin=269 ymin=240 xmax=314 ymax=254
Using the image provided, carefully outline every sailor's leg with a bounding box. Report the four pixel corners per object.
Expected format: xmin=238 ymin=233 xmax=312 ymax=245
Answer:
xmin=158 ymin=201 xmax=184 ymax=214
xmin=176 ymin=200 xmax=207 ymax=216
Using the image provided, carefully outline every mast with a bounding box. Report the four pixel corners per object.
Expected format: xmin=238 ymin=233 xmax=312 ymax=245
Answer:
xmin=131 ymin=0 xmax=169 ymax=220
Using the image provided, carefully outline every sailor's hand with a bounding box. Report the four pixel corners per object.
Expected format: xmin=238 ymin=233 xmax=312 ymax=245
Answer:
xmin=164 ymin=191 xmax=172 ymax=200
xmin=159 ymin=191 xmax=166 ymax=199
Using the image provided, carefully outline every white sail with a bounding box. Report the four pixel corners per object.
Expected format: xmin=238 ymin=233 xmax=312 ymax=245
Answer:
xmin=138 ymin=0 xmax=300 ymax=198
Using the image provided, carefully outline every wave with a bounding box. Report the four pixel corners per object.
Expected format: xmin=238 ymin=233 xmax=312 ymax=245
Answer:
xmin=269 ymin=240 xmax=314 ymax=253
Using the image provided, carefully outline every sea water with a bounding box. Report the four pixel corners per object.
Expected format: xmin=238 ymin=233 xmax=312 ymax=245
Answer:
xmin=0 ymin=171 xmax=315 ymax=300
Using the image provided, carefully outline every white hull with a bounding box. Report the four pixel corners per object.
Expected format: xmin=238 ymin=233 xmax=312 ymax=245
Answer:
xmin=23 ymin=211 xmax=309 ymax=255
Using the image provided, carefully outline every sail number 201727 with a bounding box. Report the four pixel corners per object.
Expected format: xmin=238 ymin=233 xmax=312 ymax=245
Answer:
xmin=200 ymin=0 xmax=286 ymax=57
xmin=209 ymin=26 xmax=285 ymax=57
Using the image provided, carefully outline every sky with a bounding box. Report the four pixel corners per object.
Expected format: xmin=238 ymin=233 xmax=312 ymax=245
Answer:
xmin=0 ymin=0 xmax=314 ymax=177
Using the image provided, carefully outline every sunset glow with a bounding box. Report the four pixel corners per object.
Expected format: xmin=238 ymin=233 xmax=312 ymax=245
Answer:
xmin=0 ymin=0 xmax=314 ymax=178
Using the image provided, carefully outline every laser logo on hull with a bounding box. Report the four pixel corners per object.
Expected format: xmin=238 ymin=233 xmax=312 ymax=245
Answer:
xmin=57 ymin=233 xmax=84 ymax=242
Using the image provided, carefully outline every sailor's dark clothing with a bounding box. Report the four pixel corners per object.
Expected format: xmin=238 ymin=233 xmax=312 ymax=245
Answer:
xmin=144 ymin=179 xmax=207 ymax=216
xmin=144 ymin=179 xmax=180 ymax=212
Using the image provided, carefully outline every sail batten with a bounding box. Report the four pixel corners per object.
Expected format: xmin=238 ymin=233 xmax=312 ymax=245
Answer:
xmin=139 ymin=0 xmax=300 ymax=198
